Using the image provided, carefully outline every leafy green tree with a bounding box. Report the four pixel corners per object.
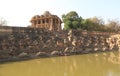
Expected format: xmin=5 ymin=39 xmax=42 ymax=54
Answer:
xmin=64 ymin=20 xmax=72 ymax=30
xmin=62 ymin=11 xmax=82 ymax=30
xmin=62 ymin=11 xmax=120 ymax=32
xmin=72 ymin=21 xmax=79 ymax=29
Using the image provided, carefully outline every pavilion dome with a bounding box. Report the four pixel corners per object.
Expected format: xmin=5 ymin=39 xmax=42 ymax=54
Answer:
xmin=43 ymin=11 xmax=51 ymax=16
xmin=31 ymin=15 xmax=40 ymax=19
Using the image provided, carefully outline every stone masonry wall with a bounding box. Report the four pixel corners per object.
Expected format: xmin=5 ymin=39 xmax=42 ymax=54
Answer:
xmin=0 ymin=27 xmax=119 ymax=62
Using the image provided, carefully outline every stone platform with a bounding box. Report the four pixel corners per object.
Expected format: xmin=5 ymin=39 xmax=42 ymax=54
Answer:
xmin=0 ymin=26 xmax=119 ymax=62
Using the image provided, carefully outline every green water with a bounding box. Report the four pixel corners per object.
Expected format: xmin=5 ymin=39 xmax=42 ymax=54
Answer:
xmin=0 ymin=51 xmax=120 ymax=76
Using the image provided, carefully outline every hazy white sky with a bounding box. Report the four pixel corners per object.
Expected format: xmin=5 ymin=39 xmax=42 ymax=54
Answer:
xmin=0 ymin=0 xmax=120 ymax=27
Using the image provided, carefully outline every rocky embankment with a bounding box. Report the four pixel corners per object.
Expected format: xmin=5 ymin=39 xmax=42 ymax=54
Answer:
xmin=0 ymin=27 xmax=119 ymax=62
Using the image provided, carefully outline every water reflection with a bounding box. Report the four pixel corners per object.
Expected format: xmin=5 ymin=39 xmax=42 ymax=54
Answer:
xmin=108 ymin=52 xmax=120 ymax=64
xmin=0 ymin=51 xmax=120 ymax=76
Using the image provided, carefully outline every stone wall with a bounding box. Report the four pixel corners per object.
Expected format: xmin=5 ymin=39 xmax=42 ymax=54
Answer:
xmin=0 ymin=27 xmax=119 ymax=62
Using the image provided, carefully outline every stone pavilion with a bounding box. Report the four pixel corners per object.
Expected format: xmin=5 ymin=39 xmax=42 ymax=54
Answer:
xmin=30 ymin=11 xmax=62 ymax=31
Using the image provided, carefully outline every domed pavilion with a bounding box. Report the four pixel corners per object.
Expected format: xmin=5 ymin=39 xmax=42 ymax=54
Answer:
xmin=30 ymin=11 xmax=62 ymax=31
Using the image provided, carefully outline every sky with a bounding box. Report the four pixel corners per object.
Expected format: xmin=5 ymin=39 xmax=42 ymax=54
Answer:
xmin=0 ymin=0 xmax=120 ymax=27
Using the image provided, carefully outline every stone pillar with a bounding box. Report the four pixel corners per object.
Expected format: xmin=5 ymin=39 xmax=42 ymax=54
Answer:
xmin=39 ymin=20 xmax=41 ymax=28
xmin=48 ymin=19 xmax=50 ymax=29
xmin=38 ymin=20 xmax=40 ymax=24
xmin=45 ymin=19 xmax=47 ymax=24
xmin=54 ymin=19 xmax=57 ymax=30
xmin=31 ymin=21 xmax=34 ymax=27
xmin=35 ymin=20 xmax=38 ymax=28
xmin=45 ymin=19 xmax=47 ymax=28
xmin=36 ymin=19 xmax=38 ymax=24
xmin=41 ymin=19 xmax=42 ymax=24
xmin=42 ymin=19 xmax=45 ymax=28
xmin=41 ymin=19 xmax=43 ymax=28
xmin=58 ymin=19 xmax=61 ymax=31
xmin=37 ymin=20 xmax=39 ymax=28
xmin=36 ymin=21 xmax=37 ymax=27
xmin=34 ymin=20 xmax=36 ymax=27
xmin=50 ymin=18 xmax=53 ymax=31
xmin=55 ymin=19 xmax=57 ymax=24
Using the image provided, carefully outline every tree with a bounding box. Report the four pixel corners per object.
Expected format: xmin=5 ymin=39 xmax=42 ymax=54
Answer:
xmin=0 ymin=17 xmax=7 ymax=26
xmin=62 ymin=11 xmax=82 ymax=30
xmin=106 ymin=19 xmax=120 ymax=32
xmin=81 ymin=17 xmax=105 ymax=31
xmin=89 ymin=17 xmax=104 ymax=25
xmin=62 ymin=11 xmax=120 ymax=32
xmin=64 ymin=20 xmax=72 ymax=30
xmin=72 ymin=21 xmax=80 ymax=29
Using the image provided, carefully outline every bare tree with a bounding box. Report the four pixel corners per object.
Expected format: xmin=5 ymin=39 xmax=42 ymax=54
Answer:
xmin=0 ymin=17 xmax=7 ymax=26
xmin=106 ymin=19 xmax=120 ymax=32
